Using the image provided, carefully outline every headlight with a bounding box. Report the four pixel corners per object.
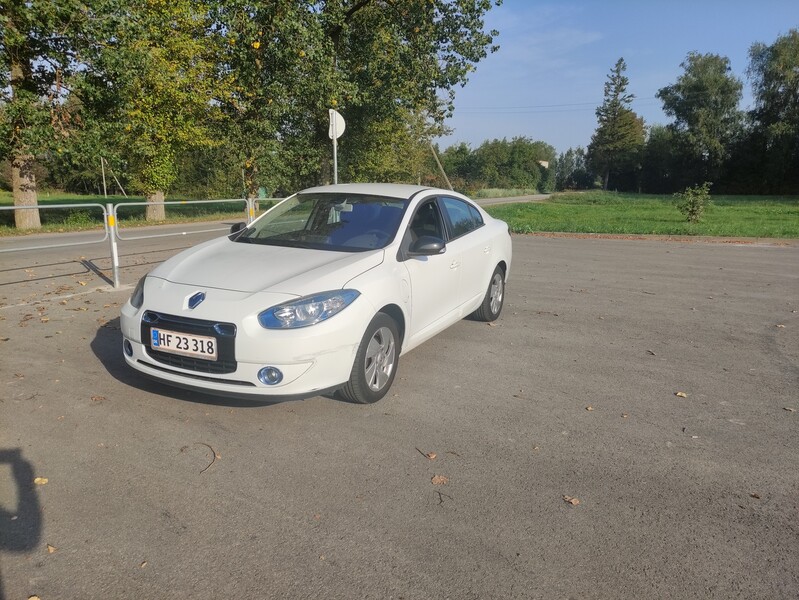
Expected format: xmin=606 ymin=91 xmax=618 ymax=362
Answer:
xmin=130 ymin=276 xmax=146 ymax=309
xmin=259 ymin=290 xmax=360 ymax=329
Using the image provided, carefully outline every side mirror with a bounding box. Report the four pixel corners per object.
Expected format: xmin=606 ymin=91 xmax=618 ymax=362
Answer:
xmin=230 ymin=222 xmax=246 ymax=235
xmin=409 ymin=235 xmax=446 ymax=256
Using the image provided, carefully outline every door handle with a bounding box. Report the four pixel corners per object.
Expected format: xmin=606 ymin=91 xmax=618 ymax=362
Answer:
xmin=450 ymin=261 xmax=460 ymax=270
xmin=483 ymin=245 xmax=491 ymax=253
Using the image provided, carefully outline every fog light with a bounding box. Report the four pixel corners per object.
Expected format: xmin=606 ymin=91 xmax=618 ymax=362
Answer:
xmin=123 ymin=339 xmax=133 ymax=357
xmin=258 ymin=366 xmax=283 ymax=385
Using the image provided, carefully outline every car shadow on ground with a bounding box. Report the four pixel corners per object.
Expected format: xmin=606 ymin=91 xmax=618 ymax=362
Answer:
xmin=90 ymin=318 xmax=339 ymax=407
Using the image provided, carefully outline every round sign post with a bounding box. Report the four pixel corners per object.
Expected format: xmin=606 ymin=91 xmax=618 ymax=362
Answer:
xmin=329 ymin=109 xmax=346 ymax=184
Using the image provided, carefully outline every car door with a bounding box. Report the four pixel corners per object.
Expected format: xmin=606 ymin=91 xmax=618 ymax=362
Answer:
xmin=438 ymin=196 xmax=494 ymax=307
xmin=401 ymin=198 xmax=463 ymax=342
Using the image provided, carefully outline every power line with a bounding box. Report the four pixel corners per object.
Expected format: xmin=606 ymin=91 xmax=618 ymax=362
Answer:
xmin=454 ymin=88 xmax=739 ymax=115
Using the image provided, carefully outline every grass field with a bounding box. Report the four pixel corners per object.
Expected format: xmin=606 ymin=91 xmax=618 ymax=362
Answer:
xmin=2 ymin=189 xmax=798 ymax=238
xmin=485 ymin=191 xmax=799 ymax=238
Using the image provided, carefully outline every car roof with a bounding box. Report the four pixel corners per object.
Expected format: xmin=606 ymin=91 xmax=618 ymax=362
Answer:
xmin=299 ymin=183 xmax=438 ymax=200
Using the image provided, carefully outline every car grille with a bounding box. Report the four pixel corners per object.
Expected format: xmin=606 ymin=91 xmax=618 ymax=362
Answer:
xmin=141 ymin=311 xmax=237 ymax=374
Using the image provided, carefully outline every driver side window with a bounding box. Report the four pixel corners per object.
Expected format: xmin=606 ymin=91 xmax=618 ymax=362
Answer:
xmin=410 ymin=200 xmax=444 ymax=241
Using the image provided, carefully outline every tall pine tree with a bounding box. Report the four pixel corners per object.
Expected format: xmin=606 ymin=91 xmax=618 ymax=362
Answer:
xmin=587 ymin=58 xmax=644 ymax=190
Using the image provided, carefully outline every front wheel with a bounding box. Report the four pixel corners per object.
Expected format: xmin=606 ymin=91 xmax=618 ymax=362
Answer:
xmin=473 ymin=266 xmax=505 ymax=322
xmin=339 ymin=312 xmax=399 ymax=404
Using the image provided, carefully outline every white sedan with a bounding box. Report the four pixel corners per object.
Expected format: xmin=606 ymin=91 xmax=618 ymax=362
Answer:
xmin=120 ymin=183 xmax=512 ymax=403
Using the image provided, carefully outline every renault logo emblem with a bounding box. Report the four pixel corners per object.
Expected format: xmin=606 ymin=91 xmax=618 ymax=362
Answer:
xmin=188 ymin=291 xmax=206 ymax=310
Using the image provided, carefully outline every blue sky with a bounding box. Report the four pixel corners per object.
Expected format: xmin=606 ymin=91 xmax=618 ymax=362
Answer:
xmin=436 ymin=0 xmax=798 ymax=154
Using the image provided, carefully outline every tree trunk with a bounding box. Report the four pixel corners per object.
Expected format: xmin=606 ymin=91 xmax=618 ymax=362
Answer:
xmin=146 ymin=190 xmax=166 ymax=221
xmin=12 ymin=152 xmax=41 ymax=229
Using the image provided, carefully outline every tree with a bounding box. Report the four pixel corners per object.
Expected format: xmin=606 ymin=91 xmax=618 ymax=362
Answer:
xmin=587 ymin=58 xmax=645 ymax=190
xmin=215 ymin=1 xmax=501 ymax=189
xmin=657 ymin=52 xmax=742 ymax=185
xmin=83 ymin=0 xmax=229 ymax=220
xmin=555 ymin=147 xmax=593 ymax=191
xmin=640 ymin=125 xmax=678 ymax=193
xmin=440 ymin=142 xmax=475 ymax=186
xmin=747 ymin=29 xmax=799 ymax=193
xmin=0 ymin=0 xmax=87 ymax=228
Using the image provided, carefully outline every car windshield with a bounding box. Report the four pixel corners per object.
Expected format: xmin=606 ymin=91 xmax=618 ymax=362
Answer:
xmin=235 ymin=193 xmax=408 ymax=251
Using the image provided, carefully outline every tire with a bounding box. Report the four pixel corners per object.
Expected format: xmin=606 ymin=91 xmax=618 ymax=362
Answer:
xmin=339 ymin=312 xmax=399 ymax=404
xmin=473 ymin=265 xmax=505 ymax=322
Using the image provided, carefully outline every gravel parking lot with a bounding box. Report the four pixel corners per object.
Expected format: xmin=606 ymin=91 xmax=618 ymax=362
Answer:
xmin=1 ymin=234 xmax=797 ymax=599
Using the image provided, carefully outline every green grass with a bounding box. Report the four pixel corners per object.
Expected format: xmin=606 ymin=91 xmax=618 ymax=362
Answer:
xmin=3 ymin=189 xmax=799 ymax=238
xmin=485 ymin=191 xmax=799 ymax=238
xmin=0 ymin=190 xmax=272 ymax=236
xmin=472 ymin=188 xmax=540 ymax=199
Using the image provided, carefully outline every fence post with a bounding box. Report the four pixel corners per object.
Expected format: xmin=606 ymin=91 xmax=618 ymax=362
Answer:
xmin=106 ymin=203 xmax=120 ymax=288
xmin=247 ymin=198 xmax=255 ymax=224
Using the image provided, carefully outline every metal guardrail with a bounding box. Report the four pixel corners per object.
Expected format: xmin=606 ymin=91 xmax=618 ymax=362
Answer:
xmin=0 ymin=198 xmax=268 ymax=288
xmin=113 ymin=198 xmax=251 ymax=240
xmin=0 ymin=203 xmax=110 ymax=251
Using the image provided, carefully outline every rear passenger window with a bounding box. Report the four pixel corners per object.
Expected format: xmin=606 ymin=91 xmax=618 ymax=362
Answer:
xmin=441 ymin=197 xmax=483 ymax=239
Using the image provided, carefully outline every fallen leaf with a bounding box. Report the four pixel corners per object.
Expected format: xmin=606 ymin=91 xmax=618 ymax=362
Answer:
xmin=563 ymin=495 xmax=580 ymax=506
xmin=776 ymin=324 xmax=785 ymax=328
xmin=431 ymin=475 xmax=449 ymax=485
xmin=750 ymin=493 xmax=761 ymax=500
xmin=532 ymin=445 xmax=540 ymax=451
xmin=91 ymin=395 xmax=106 ymax=403
xmin=585 ymin=406 xmax=594 ymax=411
xmin=621 ymin=413 xmax=629 ymax=418
xmin=140 ymin=560 xmax=148 ymax=568
xmin=675 ymin=392 xmax=688 ymax=398
xmin=78 ymin=281 xmax=87 ymax=286
xmin=425 ymin=452 xmax=437 ymax=460
xmin=487 ymin=322 xmax=497 ymax=327
xmin=47 ymin=544 xmax=57 ymax=553
xmin=34 ymin=477 xmax=48 ymax=485
xmin=28 ymin=596 xmax=41 ymax=600
xmin=783 ymin=407 xmax=795 ymax=413
xmin=646 ymin=350 xmax=656 ymax=356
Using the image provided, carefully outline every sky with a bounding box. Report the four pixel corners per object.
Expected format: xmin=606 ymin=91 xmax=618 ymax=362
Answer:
xmin=436 ymin=0 xmax=799 ymax=154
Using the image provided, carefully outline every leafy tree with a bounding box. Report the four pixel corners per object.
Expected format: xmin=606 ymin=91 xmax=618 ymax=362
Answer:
xmin=341 ymin=109 xmax=442 ymax=184
xmin=555 ymin=147 xmax=593 ymax=190
xmin=471 ymin=137 xmax=555 ymax=190
xmin=81 ymin=0 xmax=229 ymax=220
xmin=203 ymin=1 xmax=500 ymax=195
xmin=657 ymin=52 xmax=742 ymax=186
xmin=587 ymin=58 xmax=645 ymax=190
xmin=0 ymin=0 xmax=87 ymax=228
xmin=640 ymin=125 xmax=679 ymax=193
xmin=440 ymin=142 xmax=475 ymax=186
xmin=747 ymin=29 xmax=799 ymax=193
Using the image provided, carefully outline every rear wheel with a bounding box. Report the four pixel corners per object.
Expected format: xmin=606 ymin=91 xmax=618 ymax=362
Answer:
xmin=340 ymin=312 xmax=399 ymax=404
xmin=473 ymin=266 xmax=505 ymax=322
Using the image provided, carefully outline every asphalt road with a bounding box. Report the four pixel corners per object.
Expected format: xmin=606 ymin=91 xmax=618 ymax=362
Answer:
xmin=1 ymin=231 xmax=797 ymax=599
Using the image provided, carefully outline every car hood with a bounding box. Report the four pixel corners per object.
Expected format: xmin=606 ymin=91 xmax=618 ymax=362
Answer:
xmin=149 ymin=237 xmax=384 ymax=295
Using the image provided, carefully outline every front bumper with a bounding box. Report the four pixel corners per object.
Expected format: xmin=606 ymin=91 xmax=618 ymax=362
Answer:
xmin=120 ymin=293 xmax=374 ymax=398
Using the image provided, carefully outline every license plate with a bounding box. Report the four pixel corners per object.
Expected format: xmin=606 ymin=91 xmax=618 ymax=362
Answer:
xmin=150 ymin=328 xmax=217 ymax=361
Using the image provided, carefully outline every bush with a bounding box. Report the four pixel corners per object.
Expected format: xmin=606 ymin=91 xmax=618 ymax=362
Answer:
xmin=675 ymin=182 xmax=712 ymax=223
